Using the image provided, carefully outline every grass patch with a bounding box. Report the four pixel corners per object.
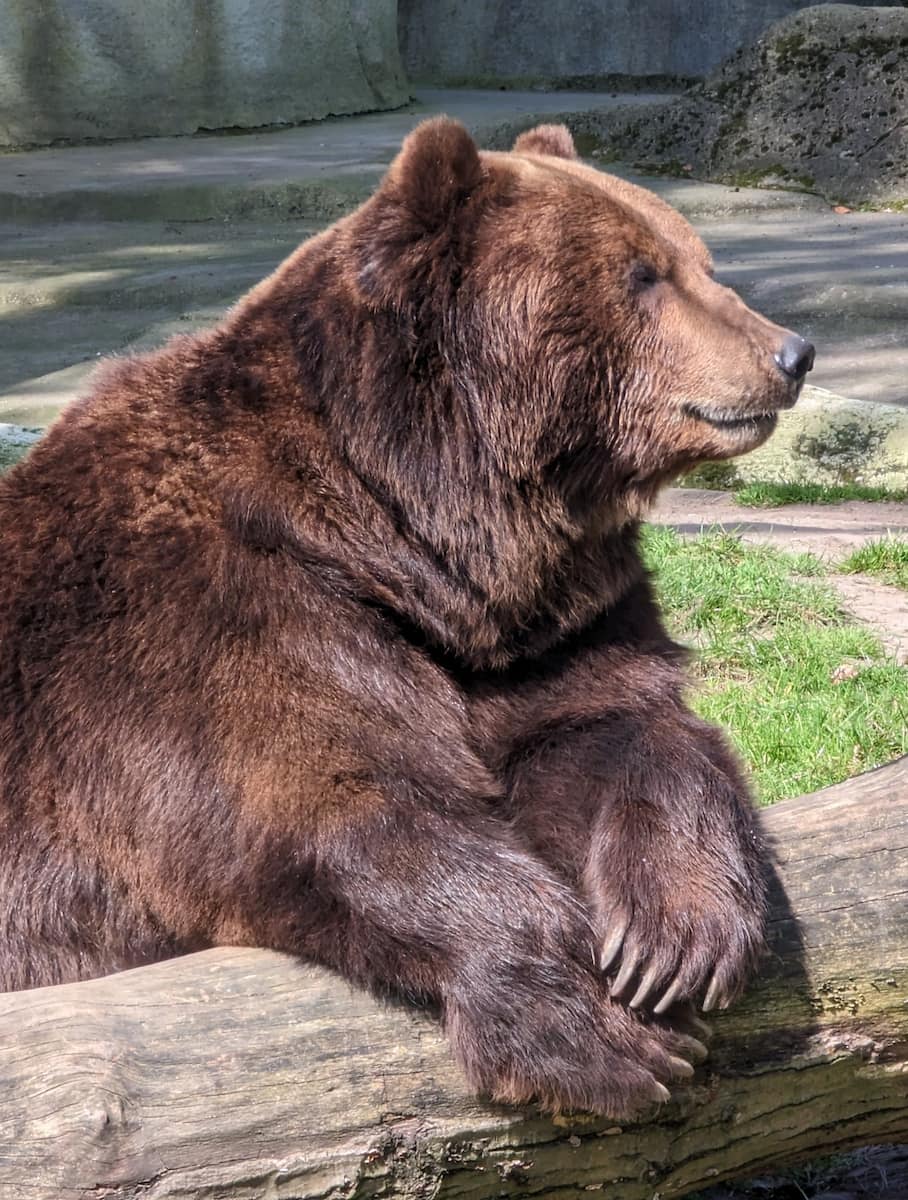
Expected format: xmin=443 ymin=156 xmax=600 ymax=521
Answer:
xmin=642 ymin=526 xmax=908 ymax=804
xmin=840 ymin=537 xmax=908 ymax=590
xmin=733 ymin=480 xmax=907 ymax=507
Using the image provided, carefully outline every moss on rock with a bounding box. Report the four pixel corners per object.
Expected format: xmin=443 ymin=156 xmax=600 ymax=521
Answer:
xmin=731 ymin=388 xmax=908 ymax=490
xmin=576 ymin=5 xmax=908 ymax=205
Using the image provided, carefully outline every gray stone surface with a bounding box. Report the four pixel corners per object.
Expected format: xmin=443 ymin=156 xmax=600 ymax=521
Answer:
xmin=695 ymin=387 xmax=908 ymax=492
xmin=0 ymin=0 xmax=409 ymax=148
xmin=0 ymin=89 xmax=675 ymax=223
xmin=398 ymin=0 xmax=887 ymax=86
xmin=579 ymin=4 xmax=908 ymax=204
xmin=702 ymin=207 xmax=908 ymax=408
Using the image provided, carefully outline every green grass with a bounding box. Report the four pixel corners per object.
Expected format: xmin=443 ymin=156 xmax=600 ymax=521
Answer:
xmin=733 ymin=480 xmax=907 ymax=507
xmin=840 ymin=537 xmax=908 ymax=590
xmin=642 ymin=526 xmax=908 ymax=804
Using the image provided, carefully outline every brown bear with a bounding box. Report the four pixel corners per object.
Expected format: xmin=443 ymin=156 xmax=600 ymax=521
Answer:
xmin=0 ymin=120 xmax=813 ymax=1117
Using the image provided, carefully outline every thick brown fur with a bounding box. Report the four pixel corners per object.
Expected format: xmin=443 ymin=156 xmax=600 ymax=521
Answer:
xmin=0 ymin=119 xmax=811 ymax=1117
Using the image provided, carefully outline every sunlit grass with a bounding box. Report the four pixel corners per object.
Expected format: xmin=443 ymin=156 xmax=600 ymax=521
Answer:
xmin=642 ymin=526 xmax=908 ymax=804
xmin=840 ymin=537 xmax=908 ymax=590
xmin=733 ymin=480 xmax=907 ymax=507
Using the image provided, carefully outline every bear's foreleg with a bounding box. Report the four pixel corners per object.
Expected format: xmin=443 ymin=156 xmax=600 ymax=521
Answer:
xmin=587 ymin=710 xmax=766 ymax=1013
xmin=502 ymin=703 xmax=767 ymax=1017
xmin=476 ymin=574 xmax=768 ymax=1018
xmin=232 ymin=798 xmax=701 ymax=1117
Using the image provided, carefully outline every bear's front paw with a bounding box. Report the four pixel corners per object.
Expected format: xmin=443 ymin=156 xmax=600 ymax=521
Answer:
xmin=592 ymin=869 xmax=765 ymax=1014
xmin=446 ymin=959 xmax=705 ymax=1117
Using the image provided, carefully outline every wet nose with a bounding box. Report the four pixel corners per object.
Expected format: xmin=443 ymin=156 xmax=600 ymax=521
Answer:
xmin=774 ymin=334 xmax=815 ymax=382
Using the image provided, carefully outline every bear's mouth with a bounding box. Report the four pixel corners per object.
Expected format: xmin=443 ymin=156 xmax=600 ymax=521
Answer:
xmin=682 ymin=403 xmax=779 ymax=433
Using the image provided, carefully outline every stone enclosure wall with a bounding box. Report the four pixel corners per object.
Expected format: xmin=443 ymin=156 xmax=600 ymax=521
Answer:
xmin=399 ymin=0 xmax=897 ymax=85
xmin=0 ymin=0 xmax=408 ymax=148
xmin=0 ymin=0 xmax=901 ymax=148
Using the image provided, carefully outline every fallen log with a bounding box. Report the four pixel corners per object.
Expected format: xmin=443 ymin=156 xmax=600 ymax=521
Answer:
xmin=0 ymin=758 xmax=905 ymax=1200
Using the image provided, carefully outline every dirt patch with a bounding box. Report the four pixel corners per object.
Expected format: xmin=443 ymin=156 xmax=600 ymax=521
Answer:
xmin=653 ymin=488 xmax=907 ymax=557
xmin=828 ymin=574 xmax=908 ymax=664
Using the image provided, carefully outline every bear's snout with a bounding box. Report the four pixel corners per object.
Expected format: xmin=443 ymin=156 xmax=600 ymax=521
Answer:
xmin=774 ymin=333 xmax=815 ymax=383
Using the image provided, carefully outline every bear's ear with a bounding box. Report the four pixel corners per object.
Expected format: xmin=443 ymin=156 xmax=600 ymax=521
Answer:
xmin=382 ymin=116 xmax=484 ymax=230
xmin=354 ymin=118 xmax=486 ymax=307
xmin=513 ymin=124 xmax=578 ymax=160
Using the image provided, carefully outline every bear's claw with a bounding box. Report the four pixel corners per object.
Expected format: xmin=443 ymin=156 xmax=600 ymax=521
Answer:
xmin=594 ymin=881 xmax=763 ymax=1018
xmin=702 ymin=971 xmax=729 ymax=1012
xmin=675 ymin=1034 xmax=709 ymax=1063
xmin=609 ymin=942 xmax=642 ymax=997
xmin=599 ymin=918 xmax=629 ymax=972
xmin=667 ymin=1055 xmax=695 ymax=1079
xmin=628 ymin=961 xmax=663 ymax=1009
xmin=655 ymin=976 xmax=684 ymax=1013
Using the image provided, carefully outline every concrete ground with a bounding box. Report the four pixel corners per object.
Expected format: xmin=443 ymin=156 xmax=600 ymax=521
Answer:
xmin=0 ymin=218 xmax=321 ymax=421
xmin=700 ymin=208 xmax=908 ymax=409
xmin=1 ymin=87 xmax=907 ymax=425
xmin=0 ymin=89 xmax=675 ymax=223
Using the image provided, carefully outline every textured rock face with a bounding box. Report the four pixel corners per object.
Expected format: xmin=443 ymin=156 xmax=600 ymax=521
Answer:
xmin=687 ymin=388 xmax=908 ymax=491
xmin=0 ymin=0 xmax=409 ymax=148
xmin=589 ymin=5 xmax=908 ymax=204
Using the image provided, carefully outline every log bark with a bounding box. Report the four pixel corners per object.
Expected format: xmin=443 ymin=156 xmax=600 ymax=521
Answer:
xmin=0 ymin=759 xmax=906 ymax=1200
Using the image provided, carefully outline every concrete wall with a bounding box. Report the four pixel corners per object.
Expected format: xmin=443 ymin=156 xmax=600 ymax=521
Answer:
xmin=399 ymin=0 xmax=895 ymax=85
xmin=0 ymin=0 xmax=409 ymax=148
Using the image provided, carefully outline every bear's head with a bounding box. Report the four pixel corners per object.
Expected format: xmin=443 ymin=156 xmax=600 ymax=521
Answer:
xmin=347 ymin=118 xmax=813 ymax=516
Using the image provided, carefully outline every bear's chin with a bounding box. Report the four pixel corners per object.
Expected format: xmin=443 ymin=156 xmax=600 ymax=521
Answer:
xmin=681 ymin=403 xmax=782 ymax=456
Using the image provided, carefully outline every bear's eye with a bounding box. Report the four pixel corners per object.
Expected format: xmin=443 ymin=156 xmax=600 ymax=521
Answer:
xmin=631 ymin=263 xmax=660 ymax=289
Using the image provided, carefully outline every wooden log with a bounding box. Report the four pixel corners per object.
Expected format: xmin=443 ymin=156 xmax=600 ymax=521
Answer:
xmin=0 ymin=758 xmax=905 ymax=1200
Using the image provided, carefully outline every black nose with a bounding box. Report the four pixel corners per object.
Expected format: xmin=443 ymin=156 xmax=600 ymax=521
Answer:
xmin=774 ymin=334 xmax=815 ymax=381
